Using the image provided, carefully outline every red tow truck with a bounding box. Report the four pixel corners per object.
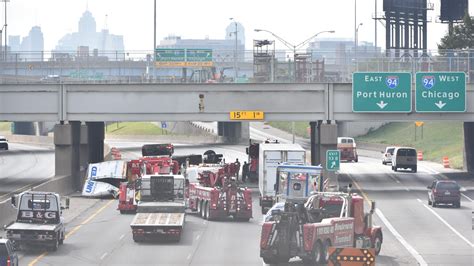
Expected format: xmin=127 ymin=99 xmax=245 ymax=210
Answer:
xmin=186 ymin=163 xmax=253 ymax=221
xmin=260 ymin=189 xmax=383 ymax=264
xmin=118 ymin=144 xmax=178 ymax=214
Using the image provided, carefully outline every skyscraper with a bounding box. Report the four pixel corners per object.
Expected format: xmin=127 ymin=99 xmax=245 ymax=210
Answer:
xmin=20 ymin=26 xmax=44 ymax=61
xmin=55 ymin=10 xmax=124 ymax=58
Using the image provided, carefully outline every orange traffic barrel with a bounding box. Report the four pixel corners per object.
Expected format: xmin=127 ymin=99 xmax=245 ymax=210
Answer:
xmin=417 ymin=151 xmax=423 ymax=161
xmin=442 ymin=156 xmax=450 ymax=168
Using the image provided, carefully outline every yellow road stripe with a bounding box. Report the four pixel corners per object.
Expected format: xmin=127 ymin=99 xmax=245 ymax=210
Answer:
xmin=28 ymin=199 xmax=114 ymax=266
xmin=347 ymin=174 xmax=372 ymax=204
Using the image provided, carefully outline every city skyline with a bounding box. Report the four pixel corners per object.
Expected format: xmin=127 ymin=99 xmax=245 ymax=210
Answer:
xmin=3 ymin=0 xmax=473 ymax=52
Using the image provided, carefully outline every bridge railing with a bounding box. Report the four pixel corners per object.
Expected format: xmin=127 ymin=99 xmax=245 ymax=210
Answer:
xmin=0 ymin=49 xmax=472 ymax=84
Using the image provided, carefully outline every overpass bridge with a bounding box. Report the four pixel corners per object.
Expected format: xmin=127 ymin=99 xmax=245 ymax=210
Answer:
xmin=1 ymin=82 xmax=473 ymax=188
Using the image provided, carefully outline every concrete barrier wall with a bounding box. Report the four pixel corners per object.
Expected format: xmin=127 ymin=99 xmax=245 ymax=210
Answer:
xmin=105 ymin=135 xmax=220 ymax=144
xmin=3 ymin=134 xmax=53 ymax=146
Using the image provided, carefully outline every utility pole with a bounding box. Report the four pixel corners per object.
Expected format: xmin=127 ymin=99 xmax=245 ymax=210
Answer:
xmin=230 ymin=18 xmax=238 ymax=82
xmin=153 ymin=0 xmax=156 ymax=81
xmin=375 ymin=0 xmax=377 ymax=52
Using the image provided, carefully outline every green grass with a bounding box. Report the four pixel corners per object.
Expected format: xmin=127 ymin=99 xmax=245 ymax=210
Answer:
xmin=0 ymin=122 xmax=11 ymax=132
xmin=105 ymin=122 xmax=169 ymax=135
xmin=268 ymin=122 xmax=310 ymax=138
xmin=357 ymin=122 xmax=464 ymax=169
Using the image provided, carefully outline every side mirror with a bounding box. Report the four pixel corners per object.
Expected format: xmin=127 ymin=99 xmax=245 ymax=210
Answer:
xmin=246 ymin=148 xmax=249 ymax=155
xmin=63 ymin=197 xmax=70 ymax=209
xmin=10 ymin=196 xmax=16 ymax=208
xmin=381 ymin=151 xmax=384 ymax=154
xmin=426 ymin=186 xmax=431 ymax=189
xmin=370 ymin=201 xmax=376 ymax=214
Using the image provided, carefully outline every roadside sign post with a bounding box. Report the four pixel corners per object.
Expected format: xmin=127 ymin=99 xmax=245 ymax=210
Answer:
xmin=326 ymin=150 xmax=340 ymax=172
xmin=353 ymin=72 xmax=412 ymax=112
xmin=415 ymin=72 xmax=466 ymax=112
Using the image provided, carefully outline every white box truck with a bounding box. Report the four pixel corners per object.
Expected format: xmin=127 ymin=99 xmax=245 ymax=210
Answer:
xmin=258 ymin=143 xmax=306 ymax=214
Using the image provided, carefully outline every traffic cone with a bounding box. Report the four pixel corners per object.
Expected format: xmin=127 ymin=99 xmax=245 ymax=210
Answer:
xmin=442 ymin=156 xmax=450 ymax=168
xmin=417 ymin=151 xmax=423 ymax=161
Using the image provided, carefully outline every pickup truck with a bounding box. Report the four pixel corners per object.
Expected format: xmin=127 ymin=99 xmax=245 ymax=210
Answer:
xmin=130 ymin=175 xmax=186 ymax=242
xmin=4 ymin=191 xmax=69 ymax=251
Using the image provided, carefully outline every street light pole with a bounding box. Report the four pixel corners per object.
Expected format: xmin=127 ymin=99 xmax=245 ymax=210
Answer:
xmin=153 ymin=0 xmax=156 ymax=81
xmin=254 ymin=29 xmax=335 ymax=82
xmin=230 ymin=18 xmax=238 ymax=82
xmin=1 ymin=0 xmax=8 ymax=61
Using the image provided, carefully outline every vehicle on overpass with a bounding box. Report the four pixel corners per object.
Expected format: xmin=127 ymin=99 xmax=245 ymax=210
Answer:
xmin=5 ymin=191 xmax=69 ymax=251
xmin=392 ymin=147 xmax=417 ymax=172
xmin=0 ymin=238 xmax=18 ymax=266
xmin=337 ymin=137 xmax=358 ymax=162
xmin=381 ymin=146 xmax=396 ymax=165
xmin=130 ymin=174 xmax=186 ymax=242
xmin=250 ymin=142 xmax=306 ymax=214
xmin=260 ymin=191 xmax=383 ymax=265
xmin=186 ymin=162 xmax=252 ymax=221
xmin=427 ymin=180 xmax=461 ymax=208
xmin=0 ymin=136 xmax=8 ymax=150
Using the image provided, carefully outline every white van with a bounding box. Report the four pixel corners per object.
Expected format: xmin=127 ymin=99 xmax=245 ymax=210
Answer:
xmin=392 ymin=147 xmax=417 ymax=173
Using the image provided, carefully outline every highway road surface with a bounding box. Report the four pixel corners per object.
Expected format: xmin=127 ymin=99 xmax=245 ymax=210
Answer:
xmin=0 ymin=143 xmax=54 ymax=199
xmin=12 ymin=143 xmax=472 ymax=266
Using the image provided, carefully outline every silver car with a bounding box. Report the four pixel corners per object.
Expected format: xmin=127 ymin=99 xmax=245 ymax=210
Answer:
xmin=382 ymin=146 xmax=395 ymax=165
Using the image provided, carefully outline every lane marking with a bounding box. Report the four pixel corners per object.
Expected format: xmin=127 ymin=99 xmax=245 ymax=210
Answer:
xmin=119 ymin=234 xmax=125 ymax=240
xmin=195 ymin=234 xmax=201 ymax=240
xmin=187 ymin=254 xmax=192 ymax=260
xmin=28 ymin=252 xmax=47 ymax=266
xmin=417 ymin=199 xmax=474 ymax=248
xmin=348 ymin=174 xmax=427 ymax=266
xmin=28 ymin=199 xmax=114 ymax=266
xmin=461 ymin=193 xmax=473 ymax=202
xmin=375 ymin=208 xmax=428 ymax=266
xmin=100 ymin=252 xmax=108 ymax=260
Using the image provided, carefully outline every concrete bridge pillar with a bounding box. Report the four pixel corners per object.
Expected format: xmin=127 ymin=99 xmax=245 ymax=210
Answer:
xmin=86 ymin=122 xmax=105 ymax=163
xmin=54 ymin=121 xmax=82 ymax=191
xmin=218 ymin=122 xmax=249 ymax=144
xmin=310 ymin=121 xmax=338 ymax=188
xmin=463 ymin=122 xmax=474 ymax=173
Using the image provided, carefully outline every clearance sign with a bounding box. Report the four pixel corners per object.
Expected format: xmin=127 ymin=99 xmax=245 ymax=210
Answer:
xmin=328 ymin=247 xmax=375 ymax=266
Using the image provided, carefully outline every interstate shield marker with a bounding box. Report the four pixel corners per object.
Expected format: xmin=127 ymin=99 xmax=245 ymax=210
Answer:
xmin=415 ymin=72 xmax=466 ymax=112
xmin=352 ymin=72 xmax=412 ymax=112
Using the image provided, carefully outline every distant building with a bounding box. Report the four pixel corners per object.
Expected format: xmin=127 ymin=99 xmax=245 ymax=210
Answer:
xmin=8 ymin=36 xmax=20 ymax=52
xmin=225 ymin=22 xmax=245 ymax=45
xmin=54 ymin=10 xmax=124 ymax=59
xmin=19 ymin=26 xmax=44 ymax=61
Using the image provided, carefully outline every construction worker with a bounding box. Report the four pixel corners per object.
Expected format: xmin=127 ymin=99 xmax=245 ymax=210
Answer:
xmin=242 ymin=161 xmax=249 ymax=183
xmin=235 ymin=158 xmax=241 ymax=180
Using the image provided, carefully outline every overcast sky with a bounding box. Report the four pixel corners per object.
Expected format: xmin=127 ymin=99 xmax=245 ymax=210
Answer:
xmin=3 ymin=0 xmax=473 ymax=51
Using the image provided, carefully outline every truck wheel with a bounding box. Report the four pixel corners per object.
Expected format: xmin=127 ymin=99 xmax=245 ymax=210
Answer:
xmin=204 ymin=201 xmax=210 ymax=220
xmin=197 ymin=200 xmax=202 ymax=216
xmin=311 ymin=241 xmax=323 ymax=264
xmin=262 ymin=257 xmax=279 ymax=264
xmin=59 ymin=233 xmax=64 ymax=245
xmin=200 ymin=201 xmax=206 ymax=218
xmin=132 ymin=235 xmax=141 ymax=242
xmin=322 ymin=239 xmax=332 ymax=263
xmin=455 ymin=201 xmax=461 ymax=208
xmin=49 ymin=238 xmax=59 ymax=251
xmin=412 ymin=166 xmax=417 ymax=173
xmin=373 ymin=232 xmax=383 ymax=255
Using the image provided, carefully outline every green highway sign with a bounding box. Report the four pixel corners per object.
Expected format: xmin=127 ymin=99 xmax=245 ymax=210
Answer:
xmin=326 ymin=150 xmax=340 ymax=172
xmin=353 ymin=72 xmax=412 ymax=113
xmin=415 ymin=72 xmax=466 ymax=112
xmin=155 ymin=48 xmax=213 ymax=67
xmin=155 ymin=49 xmax=185 ymax=62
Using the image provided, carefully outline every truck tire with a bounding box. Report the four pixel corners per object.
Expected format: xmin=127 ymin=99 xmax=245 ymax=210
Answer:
xmin=59 ymin=233 xmax=64 ymax=245
xmin=455 ymin=201 xmax=461 ymax=208
xmin=262 ymin=257 xmax=279 ymax=264
xmin=322 ymin=239 xmax=332 ymax=263
xmin=373 ymin=232 xmax=383 ymax=255
xmin=49 ymin=237 xmax=59 ymax=251
xmin=200 ymin=201 xmax=206 ymax=218
xmin=197 ymin=200 xmax=202 ymax=216
xmin=204 ymin=201 xmax=210 ymax=220
xmin=305 ymin=241 xmax=323 ymax=265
